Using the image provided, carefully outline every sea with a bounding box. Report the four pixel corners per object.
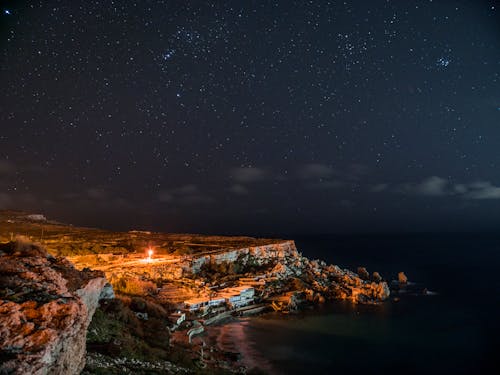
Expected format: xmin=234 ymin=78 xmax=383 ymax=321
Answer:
xmin=209 ymin=234 xmax=499 ymax=375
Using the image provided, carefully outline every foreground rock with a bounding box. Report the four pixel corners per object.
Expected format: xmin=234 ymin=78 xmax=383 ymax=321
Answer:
xmin=0 ymin=239 xmax=107 ymax=375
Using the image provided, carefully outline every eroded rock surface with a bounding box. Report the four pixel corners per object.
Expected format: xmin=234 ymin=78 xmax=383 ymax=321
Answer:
xmin=0 ymin=239 xmax=106 ymax=375
xmin=264 ymin=248 xmax=390 ymax=304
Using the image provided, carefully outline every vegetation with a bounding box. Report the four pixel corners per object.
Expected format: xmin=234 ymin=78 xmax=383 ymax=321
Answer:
xmin=86 ymin=297 xmax=171 ymax=361
xmin=112 ymin=277 xmax=157 ymax=296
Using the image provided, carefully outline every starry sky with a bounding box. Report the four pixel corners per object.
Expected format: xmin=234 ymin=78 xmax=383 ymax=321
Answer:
xmin=0 ymin=0 xmax=499 ymax=235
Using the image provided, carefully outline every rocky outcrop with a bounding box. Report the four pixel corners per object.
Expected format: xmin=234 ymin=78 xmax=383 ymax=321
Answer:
xmin=0 ymin=239 xmax=107 ymax=375
xmin=357 ymin=267 xmax=370 ymax=280
xmin=266 ymin=249 xmax=390 ymax=304
xmin=185 ymin=240 xmax=298 ymax=274
xmin=398 ymin=271 xmax=408 ymax=284
xmin=372 ymin=271 xmax=382 ymax=283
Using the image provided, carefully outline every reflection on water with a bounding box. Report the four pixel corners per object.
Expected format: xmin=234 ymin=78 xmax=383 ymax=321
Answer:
xmin=209 ymin=319 xmax=277 ymax=374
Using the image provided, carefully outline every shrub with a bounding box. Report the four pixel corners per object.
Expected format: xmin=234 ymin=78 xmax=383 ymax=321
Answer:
xmin=12 ymin=236 xmax=47 ymax=257
xmin=113 ymin=277 xmax=157 ymax=296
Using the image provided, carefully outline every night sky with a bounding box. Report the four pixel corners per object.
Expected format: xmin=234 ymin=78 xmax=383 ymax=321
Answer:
xmin=1 ymin=1 xmax=499 ymax=235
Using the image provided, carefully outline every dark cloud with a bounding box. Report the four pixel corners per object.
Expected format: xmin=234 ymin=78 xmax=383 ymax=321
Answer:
xmin=463 ymin=182 xmax=500 ymax=200
xmin=171 ymin=184 xmax=199 ymax=195
xmin=231 ymin=167 xmax=267 ymax=183
xmin=297 ymin=163 xmax=334 ymax=179
xmin=370 ymin=183 xmax=388 ymax=193
xmin=374 ymin=177 xmax=500 ymax=200
xmin=158 ymin=191 xmax=173 ymax=203
xmin=228 ymin=184 xmax=249 ymax=195
xmin=87 ymin=187 xmax=108 ymax=200
xmin=411 ymin=176 xmax=448 ymax=196
xmin=306 ymin=180 xmax=347 ymax=190
xmin=158 ymin=184 xmax=213 ymax=206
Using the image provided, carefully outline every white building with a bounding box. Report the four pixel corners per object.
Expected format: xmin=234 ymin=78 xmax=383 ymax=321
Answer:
xmin=219 ymin=286 xmax=255 ymax=308
xmin=168 ymin=311 xmax=186 ymax=325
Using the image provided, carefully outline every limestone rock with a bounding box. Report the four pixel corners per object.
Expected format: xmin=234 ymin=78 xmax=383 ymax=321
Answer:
xmin=99 ymin=283 xmax=115 ymax=300
xmin=357 ymin=267 xmax=370 ymax=280
xmin=0 ymin=240 xmax=107 ymax=375
xmin=398 ymin=271 xmax=408 ymax=284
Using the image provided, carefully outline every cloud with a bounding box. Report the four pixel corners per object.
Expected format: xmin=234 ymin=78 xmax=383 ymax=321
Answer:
xmin=370 ymin=183 xmax=388 ymax=192
xmin=298 ymin=163 xmax=369 ymax=191
xmin=382 ymin=176 xmax=450 ymax=196
xmin=179 ymin=195 xmax=214 ymax=205
xmin=297 ymin=163 xmax=334 ymax=179
xmin=228 ymin=184 xmax=249 ymax=195
xmin=373 ymin=176 xmax=500 ymax=200
xmin=158 ymin=184 xmax=213 ymax=205
xmin=348 ymin=163 xmax=370 ymax=181
xmin=454 ymin=184 xmax=467 ymax=194
xmin=306 ymin=180 xmax=347 ymax=190
xmin=158 ymin=191 xmax=173 ymax=203
xmin=413 ymin=176 xmax=448 ymax=196
xmin=171 ymin=184 xmax=199 ymax=195
xmin=463 ymin=182 xmax=500 ymax=199
xmin=87 ymin=187 xmax=108 ymax=200
xmin=231 ymin=167 xmax=267 ymax=183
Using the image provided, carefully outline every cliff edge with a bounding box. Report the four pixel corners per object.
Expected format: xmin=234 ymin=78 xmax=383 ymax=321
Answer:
xmin=0 ymin=239 xmax=107 ymax=375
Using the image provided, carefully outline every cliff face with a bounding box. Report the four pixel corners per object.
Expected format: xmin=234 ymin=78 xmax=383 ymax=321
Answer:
xmin=0 ymin=239 xmax=107 ymax=375
xmin=186 ymin=240 xmax=298 ymax=274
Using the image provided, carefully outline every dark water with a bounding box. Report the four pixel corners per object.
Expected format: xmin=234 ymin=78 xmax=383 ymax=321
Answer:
xmin=216 ymin=234 xmax=500 ymax=375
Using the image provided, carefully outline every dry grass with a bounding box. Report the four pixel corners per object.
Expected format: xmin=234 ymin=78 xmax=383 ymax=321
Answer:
xmin=113 ymin=277 xmax=157 ymax=296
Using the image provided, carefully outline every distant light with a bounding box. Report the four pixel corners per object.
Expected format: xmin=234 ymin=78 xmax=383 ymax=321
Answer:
xmin=4 ymin=9 xmax=11 ymax=15
xmin=148 ymin=248 xmax=154 ymax=257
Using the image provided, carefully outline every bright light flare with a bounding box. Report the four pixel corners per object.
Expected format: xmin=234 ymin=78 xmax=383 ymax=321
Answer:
xmin=146 ymin=248 xmax=154 ymax=262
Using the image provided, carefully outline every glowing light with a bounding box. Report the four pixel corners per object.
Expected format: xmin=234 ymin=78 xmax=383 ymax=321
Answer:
xmin=146 ymin=248 xmax=154 ymax=262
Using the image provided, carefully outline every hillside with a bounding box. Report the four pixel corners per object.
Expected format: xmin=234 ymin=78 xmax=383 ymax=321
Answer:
xmin=0 ymin=210 xmax=284 ymax=257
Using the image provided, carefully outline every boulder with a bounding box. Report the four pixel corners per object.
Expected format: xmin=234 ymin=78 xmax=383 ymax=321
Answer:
xmin=99 ymin=283 xmax=115 ymax=300
xmin=372 ymin=272 xmax=382 ymax=282
xmin=398 ymin=272 xmax=408 ymax=284
xmin=357 ymin=267 xmax=370 ymax=280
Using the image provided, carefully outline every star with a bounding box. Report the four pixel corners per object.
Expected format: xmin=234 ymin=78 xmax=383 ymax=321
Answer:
xmin=436 ymin=57 xmax=451 ymax=67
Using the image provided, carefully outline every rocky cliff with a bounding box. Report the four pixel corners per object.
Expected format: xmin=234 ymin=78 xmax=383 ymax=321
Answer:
xmin=186 ymin=240 xmax=298 ymax=274
xmin=260 ymin=245 xmax=390 ymax=304
xmin=0 ymin=239 xmax=107 ymax=375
